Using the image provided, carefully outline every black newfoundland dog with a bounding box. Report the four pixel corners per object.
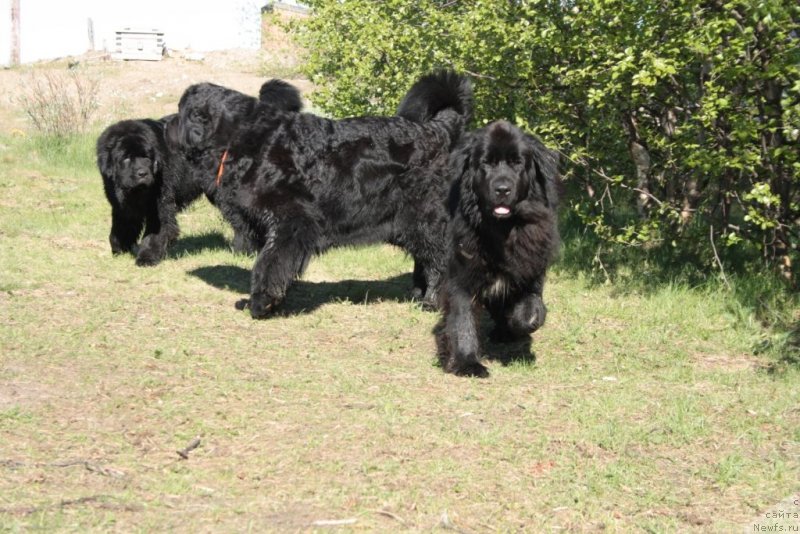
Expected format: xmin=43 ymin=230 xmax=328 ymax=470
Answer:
xmin=164 ymin=79 xmax=303 ymax=254
xmin=182 ymin=71 xmax=472 ymax=318
xmin=97 ymin=80 xmax=302 ymax=265
xmin=96 ymin=115 xmax=179 ymax=262
xmin=436 ymin=120 xmax=560 ymax=377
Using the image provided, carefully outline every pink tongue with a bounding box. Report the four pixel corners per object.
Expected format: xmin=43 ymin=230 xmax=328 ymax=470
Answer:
xmin=494 ymin=206 xmax=510 ymax=215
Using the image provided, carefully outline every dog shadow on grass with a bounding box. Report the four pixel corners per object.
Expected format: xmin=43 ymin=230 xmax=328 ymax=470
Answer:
xmin=168 ymin=231 xmax=231 ymax=258
xmin=484 ymin=336 xmax=537 ymax=367
xmin=480 ymin=314 xmax=538 ymax=367
xmin=189 ymin=264 xmax=420 ymax=316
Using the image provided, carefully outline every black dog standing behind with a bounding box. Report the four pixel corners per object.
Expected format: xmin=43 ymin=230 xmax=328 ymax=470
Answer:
xmin=164 ymin=79 xmax=303 ymax=255
xmin=203 ymin=71 xmax=473 ymax=319
xmin=436 ymin=120 xmax=560 ymax=377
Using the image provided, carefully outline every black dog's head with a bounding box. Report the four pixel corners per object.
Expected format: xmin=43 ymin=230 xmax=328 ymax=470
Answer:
xmin=169 ymin=83 xmax=257 ymax=152
xmin=168 ymin=80 xmax=303 ymax=154
xmin=451 ymin=120 xmax=559 ymax=227
xmin=97 ymin=119 xmax=165 ymax=204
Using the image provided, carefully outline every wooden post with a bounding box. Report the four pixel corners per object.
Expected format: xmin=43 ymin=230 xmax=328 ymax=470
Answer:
xmin=11 ymin=0 xmax=20 ymax=65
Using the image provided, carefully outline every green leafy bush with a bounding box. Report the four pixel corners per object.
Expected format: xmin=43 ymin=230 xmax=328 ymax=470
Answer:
xmin=294 ymin=0 xmax=799 ymax=284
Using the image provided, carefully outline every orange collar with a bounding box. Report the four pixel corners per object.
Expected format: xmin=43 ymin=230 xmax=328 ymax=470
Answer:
xmin=215 ymin=149 xmax=229 ymax=186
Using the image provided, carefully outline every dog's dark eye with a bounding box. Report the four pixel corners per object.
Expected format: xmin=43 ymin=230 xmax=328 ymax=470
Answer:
xmin=191 ymin=111 xmax=209 ymax=124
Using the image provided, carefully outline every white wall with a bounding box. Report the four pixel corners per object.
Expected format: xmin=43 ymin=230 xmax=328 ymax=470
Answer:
xmin=0 ymin=0 xmax=10 ymax=66
xmin=18 ymin=0 xmax=94 ymax=63
xmin=2 ymin=0 xmax=261 ymax=66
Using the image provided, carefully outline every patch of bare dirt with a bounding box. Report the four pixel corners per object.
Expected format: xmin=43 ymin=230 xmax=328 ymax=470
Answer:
xmin=0 ymin=380 xmax=53 ymax=410
xmin=691 ymin=352 xmax=761 ymax=372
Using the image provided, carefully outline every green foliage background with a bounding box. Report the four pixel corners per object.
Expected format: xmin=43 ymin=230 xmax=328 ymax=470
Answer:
xmin=293 ymin=0 xmax=799 ymax=284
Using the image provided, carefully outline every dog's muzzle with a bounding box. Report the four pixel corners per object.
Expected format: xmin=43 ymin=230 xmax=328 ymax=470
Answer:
xmin=489 ymin=176 xmax=516 ymax=218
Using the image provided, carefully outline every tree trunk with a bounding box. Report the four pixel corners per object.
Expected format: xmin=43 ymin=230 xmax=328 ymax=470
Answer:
xmin=11 ymin=0 xmax=20 ymax=66
xmin=622 ymin=112 xmax=652 ymax=218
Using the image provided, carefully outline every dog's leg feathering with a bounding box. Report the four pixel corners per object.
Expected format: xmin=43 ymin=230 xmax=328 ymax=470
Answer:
xmin=440 ymin=285 xmax=488 ymax=377
xmin=248 ymin=210 xmax=319 ymax=319
xmin=136 ymin=190 xmax=180 ymax=266
xmin=109 ymin=207 xmax=143 ymax=255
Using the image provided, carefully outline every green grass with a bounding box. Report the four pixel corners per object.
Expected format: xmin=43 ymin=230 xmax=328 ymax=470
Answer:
xmin=1 ymin=133 xmax=798 ymax=532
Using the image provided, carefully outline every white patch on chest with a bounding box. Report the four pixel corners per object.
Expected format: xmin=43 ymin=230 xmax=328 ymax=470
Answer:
xmin=482 ymin=275 xmax=509 ymax=300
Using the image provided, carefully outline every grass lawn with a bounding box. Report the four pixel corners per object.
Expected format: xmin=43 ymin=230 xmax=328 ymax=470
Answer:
xmin=1 ymin=131 xmax=798 ymax=532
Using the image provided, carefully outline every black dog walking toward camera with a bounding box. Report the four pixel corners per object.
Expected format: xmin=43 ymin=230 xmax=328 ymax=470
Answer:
xmin=96 ymin=115 xmax=179 ymax=262
xmin=436 ymin=121 xmax=560 ymax=377
xmin=189 ymin=71 xmax=472 ymax=318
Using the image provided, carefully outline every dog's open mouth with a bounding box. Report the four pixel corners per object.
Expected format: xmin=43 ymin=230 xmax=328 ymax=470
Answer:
xmin=493 ymin=205 xmax=512 ymax=218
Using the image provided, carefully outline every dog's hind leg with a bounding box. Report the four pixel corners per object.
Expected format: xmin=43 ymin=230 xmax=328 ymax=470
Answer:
xmin=395 ymin=221 xmax=447 ymax=310
xmin=418 ymin=260 xmax=442 ymax=311
xmin=248 ymin=210 xmax=320 ymax=319
xmin=411 ymin=261 xmax=427 ymax=301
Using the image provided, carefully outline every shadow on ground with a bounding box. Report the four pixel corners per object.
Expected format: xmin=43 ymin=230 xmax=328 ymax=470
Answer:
xmin=189 ymin=265 xmax=421 ymax=316
xmin=169 ymin=232 xmax=232 ymax=258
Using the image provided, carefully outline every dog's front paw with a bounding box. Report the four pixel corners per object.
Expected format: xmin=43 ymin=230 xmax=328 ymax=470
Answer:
xmin=508 ymin=296 xmax=547 ymax=335
xmin=135 ymin=236 xmax=165 ymax=267
xmin=135 ymin=249 xmax=163 ymax=266
xmin=526 ymin=296 xmax=547 ymax=333
xmin=418 ymin=294 xmax=439 ymax=312
xmin=444 ymin=355 xmax=489 ymax=378
xmin=110 ymin=235 xmax=135 ymax=255
xmin=249 ymin=292 xmax=282 ymax=319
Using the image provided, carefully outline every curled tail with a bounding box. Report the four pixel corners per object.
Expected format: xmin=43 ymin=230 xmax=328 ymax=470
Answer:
xmin=396 ymin=70 xmax=473 ymax=125
xmin=258 ymin=79 xmax=303 ymax=112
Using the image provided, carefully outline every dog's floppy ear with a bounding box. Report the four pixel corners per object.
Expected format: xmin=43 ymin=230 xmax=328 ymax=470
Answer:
xmin=96 ymin=143 xmax=112 ymax=178
xmin=208 ymin=90 xmax=260 ymax=149
xmin=217 ymin=108 xmax=236 ymax=142
xmin=164 ymin=115 xmax=181 ymax=151
xmin=526 ymin=135 xmax=560 ymax=209
xmin=450 ymin=137 xmax=482 ymax=227
xmin=97 ymin=129 xmax=120 ymax=180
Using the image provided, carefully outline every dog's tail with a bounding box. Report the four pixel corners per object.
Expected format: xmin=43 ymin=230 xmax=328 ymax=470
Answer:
xmin=258 ymin=79 xmax=303 ymax=112
xmin=396 ymin=70 xmax=472 ymax=125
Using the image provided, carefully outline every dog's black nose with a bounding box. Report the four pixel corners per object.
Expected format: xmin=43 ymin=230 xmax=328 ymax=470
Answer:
xmin=495 ymin=184 xmax=511 ymax=197
xmin=136 ymin=169 xmax=149 ymax=179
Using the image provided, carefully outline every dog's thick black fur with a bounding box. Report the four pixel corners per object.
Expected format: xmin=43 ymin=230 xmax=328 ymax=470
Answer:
xmin=436 ymin=120 xmax=560 ymax=377
xmin=169 ymin=80 xmax=302 ymax=164
xmin=96 ymin=115 xmax=185 ymax=262
xmin=164 ymin=79 xmax=304 ymax=254
xmin=198 ymin=71 xmax=472 ymax=318
xmin=96 ymin=80 xmax=301 ymax=266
